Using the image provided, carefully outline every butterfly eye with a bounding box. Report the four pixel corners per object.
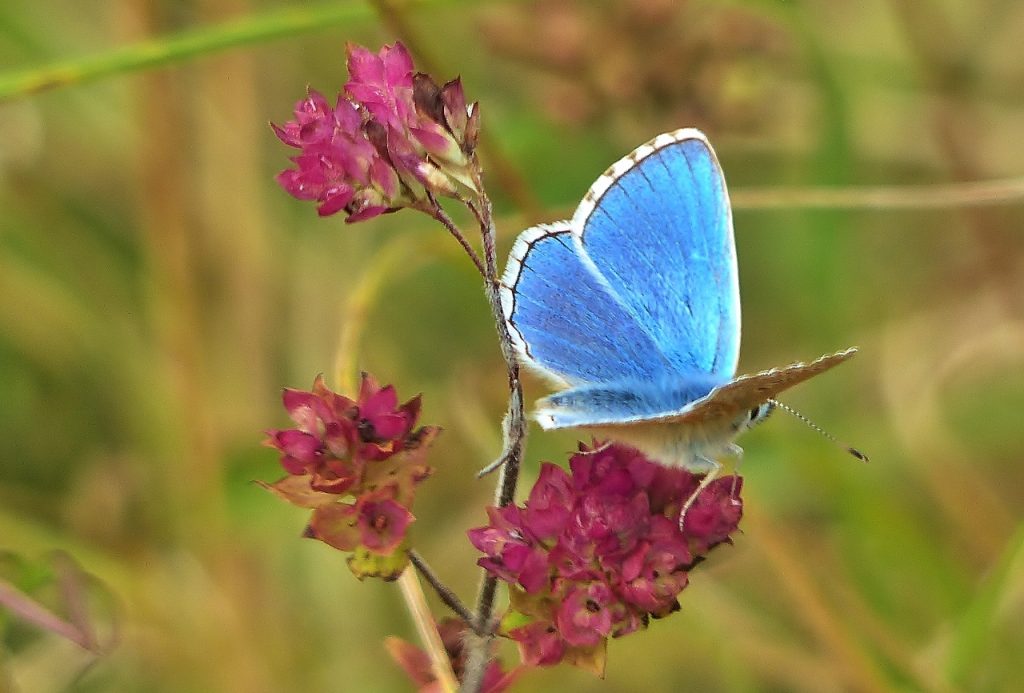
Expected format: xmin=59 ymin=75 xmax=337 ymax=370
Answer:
xmin=747 ymin=401 xmax=776 ymax=426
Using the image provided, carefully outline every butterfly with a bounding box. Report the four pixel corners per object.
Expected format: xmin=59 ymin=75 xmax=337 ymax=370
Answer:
xmin=499 ymin=129 xmax=858 ymax=518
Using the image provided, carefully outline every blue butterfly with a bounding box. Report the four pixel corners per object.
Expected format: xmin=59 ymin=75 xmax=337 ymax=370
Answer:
xmin=500 ymin=129 xmax=857 ymax=508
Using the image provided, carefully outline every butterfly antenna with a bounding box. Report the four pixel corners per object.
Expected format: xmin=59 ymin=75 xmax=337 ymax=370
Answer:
xmin=769 ymin=399 xmax=868 ymax=463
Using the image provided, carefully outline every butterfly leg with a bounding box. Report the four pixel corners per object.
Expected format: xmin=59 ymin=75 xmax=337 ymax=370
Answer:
xmin=678 ymin=456 xmax=722 ymax=532
xmin=726 ymin=444 xmax=744 ymax=500
xmin=577 ymin=440 xmax=613 ymax=456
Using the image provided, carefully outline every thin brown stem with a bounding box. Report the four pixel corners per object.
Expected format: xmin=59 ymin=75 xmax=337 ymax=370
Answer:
xmin=473 ymin=187 xmax=526 ymax=510
xmin=408 ymin=550 xmax=475 ymax=624
xmin=423 ymin=195 xmax=487 ymax=278
xmin=461 ymin=171 xmax=527 ymax=693
xmin=465 ymin=199 xmax=487 ymax=240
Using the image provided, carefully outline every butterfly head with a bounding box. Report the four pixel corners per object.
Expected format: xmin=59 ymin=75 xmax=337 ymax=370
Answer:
xmin=735 ymin=401 xmax=775 ymax=433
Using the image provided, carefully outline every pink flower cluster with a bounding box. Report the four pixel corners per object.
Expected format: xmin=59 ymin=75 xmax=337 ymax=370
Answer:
xmin=468 ymin=443 xmax=742 ymax=667
xmin=273 ymin=42 xmax=480 ymax=221
xmin=263 ymin=374 xmax=437 ymax=578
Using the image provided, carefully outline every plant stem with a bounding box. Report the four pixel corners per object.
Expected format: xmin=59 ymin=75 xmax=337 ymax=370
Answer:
xmin=408 ymin=549 xmax=475 ymax=624
xmin=730 ymin=177 xmax=1024 ymax=210
xmin=460 ymin=183 xmax=527 ymax=693
xmin=425 ymin=196 xmax=487 ymax=278
xmin=397 ymin=568 xmax=459 ymax=693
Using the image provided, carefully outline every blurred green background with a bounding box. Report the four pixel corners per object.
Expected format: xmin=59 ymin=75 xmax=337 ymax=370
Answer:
xmin=2 ymin=1 xmax=1023 ymax=691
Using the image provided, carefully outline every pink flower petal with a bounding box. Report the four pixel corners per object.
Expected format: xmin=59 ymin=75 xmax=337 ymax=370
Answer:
xmin=357 ymin=494 xmax=414 ymax=554
xmin=359 ymin=380 xmax=400 ymax=419
xmin=382 ymin=42 xmax=414 ymax=87
xmin=346 ymin=43 xmax=386 ymax=87
xmin=509 ymin=622 xmax=565 ymax=667
xmin=317 ymin=185 xmax=354 ymax=217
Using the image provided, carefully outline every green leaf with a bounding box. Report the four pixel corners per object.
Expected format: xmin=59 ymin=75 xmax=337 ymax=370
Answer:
xmin=0 ymin=0 xmax=456 ymax=101
xmin=945 ymin=524 xmax=1024 ymax=686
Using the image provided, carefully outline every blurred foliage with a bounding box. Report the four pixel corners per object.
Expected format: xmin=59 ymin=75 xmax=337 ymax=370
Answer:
xmin=1 ymin=0 xmax=1023 ymax=691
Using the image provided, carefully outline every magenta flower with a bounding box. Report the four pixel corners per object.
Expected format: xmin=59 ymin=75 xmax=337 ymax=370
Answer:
xmin=683 ymin=476 xmax=744 ymax=554
xmin=617 ymin=520 xmax=691 ymax=615
xmin=469 ymin=442 xmax=743 ymax=669
xmin=344 ymin=41 xmax=416 ymax=134
xmin=268 ymin=427 xmax=323 ymax=476
xmin=469 ymin=505 xmax=549 ymax=593
xmin=507 ymin=621 xmax=564 ymax=667
xmin=356 ymin=487 xmax=415 ymax=554
xmin=355 ymin=373 xmax=421 ymax=460
xmin=267 ymin=375 xmax=360 ymax=492
xmin=555 ymin=580 xmax=616 ymax=647
xmin=273 ymin=89 xmax=404 ymax=220
xmin=345 ymin=43 xmax=478 ymax=190
xmin=274 ymin=42 xmax=481 ymax=221
xmin=262 ymin=373 xmax=438 ymax=579
xmin=522 ymin=463 xmax=574 ymax=540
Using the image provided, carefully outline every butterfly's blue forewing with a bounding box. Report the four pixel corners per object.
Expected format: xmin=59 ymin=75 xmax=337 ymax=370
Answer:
xmin=570 ymin=130 xmax=740 ymax=378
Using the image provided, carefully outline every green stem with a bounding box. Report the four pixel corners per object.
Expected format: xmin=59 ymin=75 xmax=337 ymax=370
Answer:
xmin=0 ymin=0 xmax=455 ymax=101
